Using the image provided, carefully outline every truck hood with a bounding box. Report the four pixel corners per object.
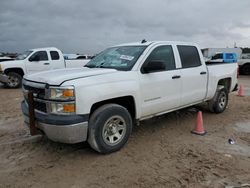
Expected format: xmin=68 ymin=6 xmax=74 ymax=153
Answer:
xmin=24 ymin=67 xmax=117 ymax=85
xmin=0 ymin=60 xmax=24 ymax=68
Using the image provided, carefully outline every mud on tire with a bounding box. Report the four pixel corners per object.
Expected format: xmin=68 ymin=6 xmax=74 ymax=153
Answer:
xmin=5 ymin=72 xmax=22 ymax=88
xmin=208 ymin=87 xmax=228 ymax=113
xmin=87 ymin=104 xmax=133 ymax=154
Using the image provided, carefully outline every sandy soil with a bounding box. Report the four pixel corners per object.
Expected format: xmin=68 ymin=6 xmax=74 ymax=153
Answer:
xmin=0 ymin=76 xmax=250 ymax=188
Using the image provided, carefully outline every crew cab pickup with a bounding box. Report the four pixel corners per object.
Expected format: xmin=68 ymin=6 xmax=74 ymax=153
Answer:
xmin=21 ymin=41 xmax=238 ymax=154
xmin=0 ymin=47 xmax=90 ymax=88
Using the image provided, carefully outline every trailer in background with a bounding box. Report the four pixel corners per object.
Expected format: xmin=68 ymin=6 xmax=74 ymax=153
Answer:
xmin=202 ymin=48 xmax=250 ymax=75
xmin=202 ymin=48 xmax=242 ymax=59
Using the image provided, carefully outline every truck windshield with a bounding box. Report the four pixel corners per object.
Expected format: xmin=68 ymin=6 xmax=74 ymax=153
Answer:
xmin=16 ymin=51 xmax=33 ymax=60
xmin=85 ymin=46 xmax=147 ymax=71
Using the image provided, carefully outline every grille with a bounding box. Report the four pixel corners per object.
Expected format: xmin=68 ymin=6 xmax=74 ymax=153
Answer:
xmin=34 ymin=101 xmax=47 ymax=113
xmin=23 ymin=84 xmax=45 ymax=99
xmin=23 ymin=84 xmax=47 ymax=113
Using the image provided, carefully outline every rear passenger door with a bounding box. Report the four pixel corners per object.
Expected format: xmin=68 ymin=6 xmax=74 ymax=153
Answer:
xmin=139 ymin=45 xmax=182 ymax=117
xmin=177 ymin=45 xmax=207 ymax=106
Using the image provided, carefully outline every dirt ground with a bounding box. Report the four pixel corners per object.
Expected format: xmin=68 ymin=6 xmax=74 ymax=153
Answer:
xmin=0 ymin=76 xmax=250 ymax=188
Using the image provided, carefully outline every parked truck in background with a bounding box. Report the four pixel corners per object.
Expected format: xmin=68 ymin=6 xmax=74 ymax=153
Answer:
xmin=206 ymin=52 xmax=237 ymax=64
xmin=64 ymin=54 xmax=93 ymax=60
xmin=202 ymin=47 xmax=250 ymax=75
xmin=0 ymin=47 xmax=90 ymax=88
xmin=202 ymin=48 xmax=242 ymax=60
xmin=21 ymin=41 xmax=238 ymax=154
xmin=238 ymin=53 xmax=250 ymax=75
xmin=0 ymin=56 xmax=14 ymax=62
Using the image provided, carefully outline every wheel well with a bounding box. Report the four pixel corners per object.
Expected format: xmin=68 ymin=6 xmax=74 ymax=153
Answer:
xmin=90 ymin=96 xmax=136 ymax=120
xmin=243 ymin=62 xmax=250 ymax=65
xmin=218 ymin=78 xmax=231 ymax=92
xmin=242 ymin=63 xmax=250 ymax=68
xmin=4 ymin=68 xmax=24 ymax=77
xmin=240 ymin=63 xmax=250 ymax=75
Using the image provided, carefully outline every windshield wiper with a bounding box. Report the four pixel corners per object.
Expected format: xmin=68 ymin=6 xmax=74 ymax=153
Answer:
xmin=85 ymin=63 xmax=114 ymax=69
xmin=97 ymin=62 xmax=106 ymax=68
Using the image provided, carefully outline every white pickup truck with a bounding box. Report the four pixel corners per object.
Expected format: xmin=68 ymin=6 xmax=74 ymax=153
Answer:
xmin=0 ymin=47 xmax=90 ymax=88
xmin=21 ymin=41 xmax=238 ymax=154
xmin=238 ymin=53 xmax=250 ymax=75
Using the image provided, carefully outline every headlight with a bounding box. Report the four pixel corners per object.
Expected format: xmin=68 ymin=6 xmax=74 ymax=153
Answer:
xmin=48 ymin=86 xmax=75 ymax=100
xmin=50 ymin=102 xmax=75 ymax=114
xmin=46 ymin=86 xmax=76 ymax=114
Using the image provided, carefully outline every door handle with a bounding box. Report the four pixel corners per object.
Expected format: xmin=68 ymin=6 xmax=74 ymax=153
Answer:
xmin=44 ymin=63 xmax=50 ymax=65
xmin=172 ymin=75 xmax=181 ymax=79
xmin=200 ymin=71 xmax=207 ymax=75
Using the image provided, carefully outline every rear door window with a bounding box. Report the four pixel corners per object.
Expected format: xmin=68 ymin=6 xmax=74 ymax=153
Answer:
xmin=50 ymin=51 xmax=60 ymax=60
xmin=177 ymin=45 xmax=201 ymax=68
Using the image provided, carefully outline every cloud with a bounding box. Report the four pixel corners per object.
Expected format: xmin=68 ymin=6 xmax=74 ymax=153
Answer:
xmin=0 ymin=0 xmax=250 ymax=53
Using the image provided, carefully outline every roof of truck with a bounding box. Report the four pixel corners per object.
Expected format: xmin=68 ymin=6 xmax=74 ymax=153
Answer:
xmin=114 ymin=41 xmax=199 ymax=47
xmin=29 ymin=47 xmax=60 ymax=51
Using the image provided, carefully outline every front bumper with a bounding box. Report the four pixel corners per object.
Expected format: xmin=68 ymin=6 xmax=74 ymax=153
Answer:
xmin=0 ymin=73 xmax=8 ymax=83
xmin=21 ymin=101 xmax=89 ymax=144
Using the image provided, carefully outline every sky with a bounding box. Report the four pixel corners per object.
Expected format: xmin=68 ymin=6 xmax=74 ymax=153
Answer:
xmin=1 ymin=0 xmax=250 ymax=54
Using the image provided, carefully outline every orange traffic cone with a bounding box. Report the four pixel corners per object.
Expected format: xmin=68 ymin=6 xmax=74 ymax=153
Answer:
xmin=237 ymin=85 xmax=244 ymax=97
xmin=191 ymin=111 xmax=206 ymax=136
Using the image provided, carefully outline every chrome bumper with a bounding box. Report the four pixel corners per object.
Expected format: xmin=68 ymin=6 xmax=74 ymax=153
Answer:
xmin=24 ymin=114 xmax=88 ymax=144
xmin=0 ymin=73 xmax=8 ymax=83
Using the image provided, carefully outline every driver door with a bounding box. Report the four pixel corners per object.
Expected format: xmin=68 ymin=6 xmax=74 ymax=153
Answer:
xmin=139 ymin=45 xmax=182 ymax=118
xmin=26 ymin=51 xmax=51 ymax=74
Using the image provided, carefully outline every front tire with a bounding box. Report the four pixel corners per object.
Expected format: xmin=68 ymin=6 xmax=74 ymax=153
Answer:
xmin=88 ymin=104 xmax=133 ymax=154
xmin=208 ymin=88 xmax=228 ymax=113
xmin=5 ymin=72 xmax=22 ymax=88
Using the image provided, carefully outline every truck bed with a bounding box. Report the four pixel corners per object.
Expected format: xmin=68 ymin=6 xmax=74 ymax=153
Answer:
xmin=206 ymin=62 xmax=238 ymax=100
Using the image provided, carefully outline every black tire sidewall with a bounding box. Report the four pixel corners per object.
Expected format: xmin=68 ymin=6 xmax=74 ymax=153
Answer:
xmin=213 ymin=88 xmax=228 ymax=113
xmin=6 ymin=72 xmax=22 ymax=88
xmin=89 ymin=104 xmax=132 ymax=154
xmin=241 ymin=64 xmax=250 ymax=75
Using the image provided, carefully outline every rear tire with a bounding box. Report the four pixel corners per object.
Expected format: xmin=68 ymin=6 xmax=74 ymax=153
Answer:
xmin=208 ymin=88 xmax=228 ymax=113
xmin=88 ymin=104 xmax=133 ymax=154
xmin=6 ymin=72 xmax=22 ymax=88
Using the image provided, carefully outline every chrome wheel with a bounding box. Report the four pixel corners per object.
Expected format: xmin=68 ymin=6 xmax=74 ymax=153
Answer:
xmin=219 ymin=92 xmax=226 ymax=109
xmin=8 ymin=76 xmax=19 ymax=87
xmin=102 ymin=115 xmax=126 ymax=146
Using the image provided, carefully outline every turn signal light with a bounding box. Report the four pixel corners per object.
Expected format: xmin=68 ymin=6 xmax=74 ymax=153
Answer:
xmin=63 ymin=104 xmax=75 ymax=113
xmin=63 ymin=89 xmax=74 ymax=97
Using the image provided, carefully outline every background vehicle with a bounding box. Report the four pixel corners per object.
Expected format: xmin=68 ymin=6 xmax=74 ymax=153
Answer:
xmin=238 ymin=53 xmax=250 ymax=75
xmin=206 ymin=52 xmax=237 ymax=64
xmin=0 ymin=47 xmax=90 ymax=88
xmin=21 ymin=41 xmax=238 ymax=154
xmin=0 ymin=56 xmax=14 ymax=62
xmin=76 ymin=55 xmax=93 ymax=59
xmin=202 ymin=48 xmax=242 ymax=59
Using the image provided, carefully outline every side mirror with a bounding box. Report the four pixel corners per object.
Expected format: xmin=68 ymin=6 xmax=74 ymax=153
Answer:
xmin=142 ymin=60 xmax=166 ymax=73
xmin=29 ymin=55 xmax=40 ymax=62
